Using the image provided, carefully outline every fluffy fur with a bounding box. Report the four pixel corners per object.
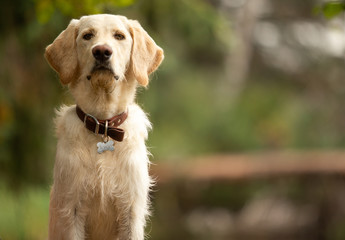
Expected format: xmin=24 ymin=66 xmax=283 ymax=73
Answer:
xmin=45 ymin=14 xmax=163 ymax=240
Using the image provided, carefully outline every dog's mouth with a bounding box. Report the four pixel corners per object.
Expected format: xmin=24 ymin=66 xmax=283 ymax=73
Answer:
xmin=87 ymin=63 xmax=119 ymax=94
xmin=87 ymin=63 xmax=119 ymax=81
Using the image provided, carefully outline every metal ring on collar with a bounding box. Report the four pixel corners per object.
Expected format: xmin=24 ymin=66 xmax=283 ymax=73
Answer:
xmin=84 ymin=113 xmax=100 ymax=135
xmin=103 ymin=120 xmax=109 ymax=142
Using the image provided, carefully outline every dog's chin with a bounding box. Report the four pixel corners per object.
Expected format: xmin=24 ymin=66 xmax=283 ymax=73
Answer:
xmin=88 ymin=69 xmax=117 ymax=94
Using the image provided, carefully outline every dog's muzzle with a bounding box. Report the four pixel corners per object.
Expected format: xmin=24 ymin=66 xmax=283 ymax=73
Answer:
xmin=86 ymin=44 xmax=119 ymax=81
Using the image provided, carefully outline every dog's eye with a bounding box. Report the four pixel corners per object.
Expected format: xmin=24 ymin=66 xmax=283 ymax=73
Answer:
xmin=83 ymin=33 xmax=94 ymax=40
xmin=114 ymin=33 xmax=125 ymax=40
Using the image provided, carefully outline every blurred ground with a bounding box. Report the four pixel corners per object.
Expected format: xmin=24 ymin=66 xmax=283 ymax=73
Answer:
xmin=150 ymin=151 xmax=345 ymax=240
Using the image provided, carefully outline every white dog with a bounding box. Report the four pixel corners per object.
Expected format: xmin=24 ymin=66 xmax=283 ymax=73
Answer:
xmin=45 ymin=14 xmax=164 ymax=240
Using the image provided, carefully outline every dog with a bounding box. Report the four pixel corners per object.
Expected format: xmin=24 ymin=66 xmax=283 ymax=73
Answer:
xmin=45 ymin=14 xmax=164 ymax=240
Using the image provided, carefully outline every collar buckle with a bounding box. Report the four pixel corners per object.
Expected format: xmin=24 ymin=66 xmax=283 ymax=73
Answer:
xmin=84 ymin=113 xmax=100 ymax=135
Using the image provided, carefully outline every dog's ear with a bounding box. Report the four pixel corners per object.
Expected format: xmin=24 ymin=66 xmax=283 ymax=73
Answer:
xmin=128 ymin=20 xmax=164 ymax=87
xmin=45 ymin=19 xmax=80 ymax=85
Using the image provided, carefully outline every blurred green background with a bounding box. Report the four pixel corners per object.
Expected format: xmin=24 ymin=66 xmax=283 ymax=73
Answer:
xmin=1 ymin=0 xmax=345 ymax=239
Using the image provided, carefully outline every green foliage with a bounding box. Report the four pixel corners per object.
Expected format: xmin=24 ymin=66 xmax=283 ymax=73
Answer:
xmin=138 ymin=0 xmax=230 ymax=66
xmin=34 ymin=0 xmax=136 ymax=23
xmin=315 ymin=1 xmax=345 ymax=19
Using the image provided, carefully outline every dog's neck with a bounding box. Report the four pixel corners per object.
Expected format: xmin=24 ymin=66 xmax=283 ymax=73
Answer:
xmin=70 ymin=77 xmax=137 ymax=120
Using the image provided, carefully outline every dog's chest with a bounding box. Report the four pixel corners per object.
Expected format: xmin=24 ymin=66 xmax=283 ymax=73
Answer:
xmin=56 ymin=104 xmax=150 ymax=198
xmin=86 ymin=137 xmax=128 ymax=184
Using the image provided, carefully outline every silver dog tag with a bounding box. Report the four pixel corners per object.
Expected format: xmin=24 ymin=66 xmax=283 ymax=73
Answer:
xmin=97 ymin=140 xmax=114 ymax=154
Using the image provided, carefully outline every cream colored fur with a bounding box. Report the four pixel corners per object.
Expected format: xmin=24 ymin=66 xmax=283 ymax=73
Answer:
xmin=45 ymin=14 xmax=163 ymax=240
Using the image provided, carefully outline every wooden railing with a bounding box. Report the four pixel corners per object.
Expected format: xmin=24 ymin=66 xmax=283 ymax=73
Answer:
xmin=152 ymin=151 xmax=345 ymax=183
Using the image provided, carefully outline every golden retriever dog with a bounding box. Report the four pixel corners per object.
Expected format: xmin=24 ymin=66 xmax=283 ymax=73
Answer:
xmin=45 ymin=14 xmax=163 ymax=240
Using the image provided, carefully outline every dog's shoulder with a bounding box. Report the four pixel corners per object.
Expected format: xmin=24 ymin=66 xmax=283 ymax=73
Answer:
xmin=124 ymin=104 xmax=152 ymax=141
xmin=54 ymin=104 xmax=81 ymax=138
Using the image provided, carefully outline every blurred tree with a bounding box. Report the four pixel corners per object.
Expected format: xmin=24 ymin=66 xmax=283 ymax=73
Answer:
xmin=215 ymin=0 xmax=268 ymax=100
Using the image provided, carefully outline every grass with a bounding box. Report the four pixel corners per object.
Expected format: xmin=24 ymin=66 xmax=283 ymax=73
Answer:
xmin=0 ymin=183 xmax=50 ymax=240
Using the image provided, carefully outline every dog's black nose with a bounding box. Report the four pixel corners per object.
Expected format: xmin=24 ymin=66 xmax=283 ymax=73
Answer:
xmin=92 ymin=44 xmax=113 ymax=62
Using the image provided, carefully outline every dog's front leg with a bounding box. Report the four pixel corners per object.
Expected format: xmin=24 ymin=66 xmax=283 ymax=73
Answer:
xmin=116 ymin=200 xmax=149 ymax=240
xmin=115 ymin=157 xmax=151 ymax=240
xmin=49 ymin=187 xmax=87 ymax=240
xmin=67 ymin=207 xmax=87 ymax=240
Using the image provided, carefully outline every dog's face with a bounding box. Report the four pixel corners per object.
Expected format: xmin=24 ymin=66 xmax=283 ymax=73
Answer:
xmin=76 ymin=15 xmax=133 ymax=92
xmin=45 ymin=14 xmax=164 ymax=92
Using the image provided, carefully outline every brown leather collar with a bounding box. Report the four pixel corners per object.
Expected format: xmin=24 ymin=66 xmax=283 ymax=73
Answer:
xmin=76 ymin=106 xmax=128 ymax=142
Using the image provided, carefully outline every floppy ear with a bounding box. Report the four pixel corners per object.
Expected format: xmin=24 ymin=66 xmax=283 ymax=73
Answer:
xmin=128 ymin=20 xmax=164 ymax=86
xmin=45 ymin=19 xmax=80 ymax=85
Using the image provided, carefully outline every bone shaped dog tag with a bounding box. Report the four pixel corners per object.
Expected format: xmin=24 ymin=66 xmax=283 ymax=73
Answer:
xmin=97 ymin=140 xmax=115 ymax=154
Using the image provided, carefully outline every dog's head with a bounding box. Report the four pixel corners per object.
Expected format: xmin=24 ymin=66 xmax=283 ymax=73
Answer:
xmin=45 ymin=14 xmax=164 ymax=91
